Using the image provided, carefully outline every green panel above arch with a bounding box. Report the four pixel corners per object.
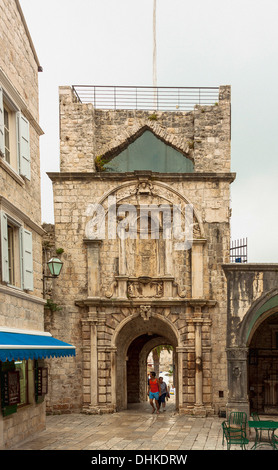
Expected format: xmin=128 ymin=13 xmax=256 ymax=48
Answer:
xmin=104 ymin=130 xmax=194 ymax=173
xmin=246 ymin=294 xmax=278 ymax=343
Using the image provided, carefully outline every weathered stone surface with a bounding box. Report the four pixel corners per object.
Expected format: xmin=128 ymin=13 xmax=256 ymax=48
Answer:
xmin=45 ymin=85 xmax=233 ymax=417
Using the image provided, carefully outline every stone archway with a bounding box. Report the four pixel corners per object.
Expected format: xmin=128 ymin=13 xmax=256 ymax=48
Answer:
xmin=139 ymin=336 xmax=173 ymax=403
xmin=248 ymin=311 xmax=278 ymax=413
xmin=112 ymin=312 xmax=179 ymax=411
xmin=226 ymin=290 xmax=278 ymax=416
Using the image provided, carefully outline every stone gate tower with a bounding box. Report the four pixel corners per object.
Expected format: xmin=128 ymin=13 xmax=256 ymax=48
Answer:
xmin=46 ymin=85 xmax=234 ymax=415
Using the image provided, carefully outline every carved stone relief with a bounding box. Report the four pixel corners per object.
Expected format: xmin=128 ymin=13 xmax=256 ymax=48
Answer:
xmin=127 ymin=279 xmax=163 ymax=298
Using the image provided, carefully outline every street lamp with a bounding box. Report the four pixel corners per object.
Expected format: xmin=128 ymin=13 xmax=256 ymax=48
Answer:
xmin=47 ymin=257 xmax=63 ymax=277
xmin=43 ymin=257 xmax=63 ymax=297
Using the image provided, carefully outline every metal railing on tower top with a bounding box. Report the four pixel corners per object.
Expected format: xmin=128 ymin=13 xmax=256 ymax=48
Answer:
xmin=72 ymin=85 xmax=219 ymax=112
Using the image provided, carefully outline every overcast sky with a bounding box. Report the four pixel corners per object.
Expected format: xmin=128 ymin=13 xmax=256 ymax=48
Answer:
xmin=20 ymin=0 xmax=278 ymax=263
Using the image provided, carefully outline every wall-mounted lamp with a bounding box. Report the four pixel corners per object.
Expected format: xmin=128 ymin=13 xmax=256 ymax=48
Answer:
xmin=43 ymin=257 xmax=63 ymax=297
xmin=47 ymin=257 xmax=63 ymax=277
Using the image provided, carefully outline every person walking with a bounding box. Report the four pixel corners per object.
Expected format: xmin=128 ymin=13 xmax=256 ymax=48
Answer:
xmin=148 ymin=371 xmax=161 ymax=414
xmin=158 ymin=376 xmax=169 ymax=412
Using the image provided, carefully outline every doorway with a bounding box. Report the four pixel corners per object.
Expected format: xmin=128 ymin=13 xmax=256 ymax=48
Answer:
xmin=248 ymin=312 xmax=278 ymax=414
xmin=114 ymin=313 xmax=179 ymax=411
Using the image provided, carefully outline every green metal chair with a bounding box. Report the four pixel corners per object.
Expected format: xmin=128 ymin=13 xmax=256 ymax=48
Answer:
xmin=222 ymin=421 xmax=249 ymax=450
xmin=228 ymin=411 xmax=248 ymax=430
xmin=222 ymin=411 xmax=248 ymax=445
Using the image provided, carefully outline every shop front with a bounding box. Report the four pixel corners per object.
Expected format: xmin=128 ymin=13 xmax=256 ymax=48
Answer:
xmin=0 ymin=327 xmax=75 ymax=448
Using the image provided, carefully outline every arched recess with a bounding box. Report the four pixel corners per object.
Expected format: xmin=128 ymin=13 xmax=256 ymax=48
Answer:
xmin=111 ymin=312 xmax=180 ymax=411
xmin=238 ymin=290 xmax=278 ymax=414
xmin=97 ymin=124 xmax=194 ymax=168
xmin=238 ymin=289 xmax=278 ymax=348
xmin=227 ymin=290 xmax=278 ymax=416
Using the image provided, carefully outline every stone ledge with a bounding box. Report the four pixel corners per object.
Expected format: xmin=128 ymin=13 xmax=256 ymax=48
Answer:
xmin=223 ymin=263 xmax=278 ymax=272
xmin=75 ymin=297 xmax=217 ymax=308
xmin=48 ymin=171 xmax=236 ymax=182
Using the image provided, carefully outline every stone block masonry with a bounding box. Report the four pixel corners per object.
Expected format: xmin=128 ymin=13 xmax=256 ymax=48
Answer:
xmin=46 ymin=84 xmax=234 ymax=417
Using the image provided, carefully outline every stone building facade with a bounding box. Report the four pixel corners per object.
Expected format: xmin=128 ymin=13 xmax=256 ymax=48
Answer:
xmin=46 ymin=84 xmax=234 ymax=416
xmin=0 ymin=0 xmax=45 ymax=448
xmin=0 ymin=0 xmax=75 ymax=448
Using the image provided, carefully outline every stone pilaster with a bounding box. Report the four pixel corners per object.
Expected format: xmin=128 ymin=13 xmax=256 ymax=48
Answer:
xmin=83 ymin=239 xmax=102 ymax=297
xmin=226 ymin=347 xmax=250 ymax=416
xmin=191 ymin=240 xmax=205 ymax=299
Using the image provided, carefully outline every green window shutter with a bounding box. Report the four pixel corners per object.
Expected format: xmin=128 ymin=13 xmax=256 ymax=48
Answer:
xmin=0 ymin=211 xmax=9 ymax=283
xmin=21 ymin=228 xmax=33 ymax=291
xmin=18 ymin=112 xmax=31 ymax=180
xmin=0 ymin=87 xmax=4 ymax=155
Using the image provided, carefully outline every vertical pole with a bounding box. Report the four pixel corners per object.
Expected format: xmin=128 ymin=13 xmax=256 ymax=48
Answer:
xmin=153 ymin=0 xmax=157 ymax=88
xmin=153 ymin=0 xmax=158 ymax=109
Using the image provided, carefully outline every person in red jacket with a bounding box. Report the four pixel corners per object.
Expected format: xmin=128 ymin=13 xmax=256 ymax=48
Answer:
xmin=148 ymin=371 xmax=161 ymax=414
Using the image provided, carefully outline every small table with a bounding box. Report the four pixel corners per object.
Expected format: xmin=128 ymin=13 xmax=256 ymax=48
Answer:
xmin=248 ymin=420 xmax=278 ymax=449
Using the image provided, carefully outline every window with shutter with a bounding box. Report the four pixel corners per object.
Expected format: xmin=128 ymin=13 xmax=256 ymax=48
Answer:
xmin=0 ymin=212 xmax=33 ymax=290
xmin=0 ymin=85 xmax=31 ymax=178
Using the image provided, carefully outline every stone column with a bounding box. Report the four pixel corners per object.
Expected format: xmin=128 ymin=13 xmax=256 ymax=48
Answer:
xmin=84 ymin=239 xmax=102 ymax=297
xmin=226 ymin=347 xmax=250 ymax=416
xmin=194 ymin=320 xmax=203 ymax=406
xmin=88 ymin=308 xmax=98 ymax=408
xmin=192 ymin=304 xmax=206 ymax=416
xmin=191 ymin=240 xmax=204 ymax=299
xmin=111 ymin=347 xmax=117 ymax=410
xmin=176 ymin=347 xmax=185 ymax=411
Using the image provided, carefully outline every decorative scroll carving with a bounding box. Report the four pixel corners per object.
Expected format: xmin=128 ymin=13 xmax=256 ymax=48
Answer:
xmin=105 ymin=281 xmax=118 ymax=298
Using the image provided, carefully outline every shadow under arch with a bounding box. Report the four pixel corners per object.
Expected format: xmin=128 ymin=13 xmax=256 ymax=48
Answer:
xmin=226 ymin=289 xmax=278 ymax=416
xmin=237 ymin=288 xmax=278 ymax=348
xmin=111 ymin=312 xmax=180 ymax=411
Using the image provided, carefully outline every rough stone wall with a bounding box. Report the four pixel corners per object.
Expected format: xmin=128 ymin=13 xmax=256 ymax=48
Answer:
xmin=0 ymin=0 xmax=42 ymax=229
xmin=0 ymin=0 xmax=39 ymax=120
xmin=59 ymin=85 xmax=231 ymax=174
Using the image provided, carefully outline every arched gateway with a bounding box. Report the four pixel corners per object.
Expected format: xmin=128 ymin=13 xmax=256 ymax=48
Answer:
xmin=74 ymin=178 xmax=219 ymax=415
xmin=112 ymin=310 xmax=180 ymax=410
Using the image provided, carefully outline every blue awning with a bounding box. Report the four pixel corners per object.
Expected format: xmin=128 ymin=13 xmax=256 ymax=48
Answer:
xmin=0 ymin=329 xmax=76 ymax=362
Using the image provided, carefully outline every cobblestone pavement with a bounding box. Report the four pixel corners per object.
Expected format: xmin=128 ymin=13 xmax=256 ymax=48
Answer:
xmin=10 ymin=402 xmax=272 ymax=451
